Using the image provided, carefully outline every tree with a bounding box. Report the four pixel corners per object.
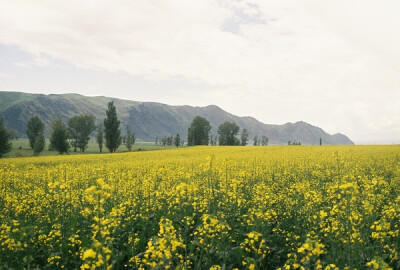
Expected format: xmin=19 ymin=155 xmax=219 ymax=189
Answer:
xmin=320 ymin=138 xmax=322 ymax=146
xmin=68 ymin=115 xmax=96 ymax=152
xmin=253 ymin=136 xmax=258 ymax=146
xmin=50 ymin=118 xmax=69 ymax=154
xmin=96 ymin=124 xmax=104 ymax=153
xmin=240 ymin=128 xmax=249 ymax=146
xmin=33 ymin=131 xmax=45 ymax=156
xmin=104 ymin=101 xmax=121 ymax=153
xmin=155 ymin=137 xmax=158 ymax=145
xmin=187 ymin=116 xmax=211 ymax=146
xmin=68 ymin=117 xmax=79 ymax=152
xmin=218 ymin=121 xmax=240 ymax=146
xmin=125 ymin=125 xmax=134 ymax=152
xmin=0 ymin=117 xmax=12 ymax=158
xmin=161 ymin=136 xmax=167 ymax=146
xmin=174 ymin=133 xmax=181 ymax=147
xmin=187 ymin=131 xmax=192 ymax=146
xmin=26 ymin=116 xmax=44 ymax=149
xmin=167 ymin=135 xmax=173 ymax=146
xmin=261 ymin=136 xmax=269 ymax=146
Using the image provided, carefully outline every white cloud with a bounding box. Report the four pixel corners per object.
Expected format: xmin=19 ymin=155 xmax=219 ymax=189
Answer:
xmin=0 ymin=0 xmax=399 ymax=143
xmin=14 ymin=54 xmax=50 ymax=68
xmin=0 ymin=72 xmax=11 ymax=78
xmin=1 ymin=0 xmax=343 ymax=88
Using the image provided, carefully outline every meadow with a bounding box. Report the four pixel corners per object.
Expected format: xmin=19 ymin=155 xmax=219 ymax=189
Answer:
xmin=8 ymin=139 xmax=175 ymax=157
xmin=0 ymin=146 xmax=399 ymax=269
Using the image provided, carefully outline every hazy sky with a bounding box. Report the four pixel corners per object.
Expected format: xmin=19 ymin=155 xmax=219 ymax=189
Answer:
xmin=1 ymin=0 xmax=399 ymax=144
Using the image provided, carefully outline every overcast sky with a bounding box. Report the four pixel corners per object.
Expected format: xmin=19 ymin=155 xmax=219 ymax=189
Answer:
xmin=1 ymin=0 xmax=399 ymax=144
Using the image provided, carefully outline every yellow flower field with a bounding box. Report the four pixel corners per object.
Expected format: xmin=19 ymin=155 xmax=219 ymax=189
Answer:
xmin=0 ymin=146 xmax=399 ymax=269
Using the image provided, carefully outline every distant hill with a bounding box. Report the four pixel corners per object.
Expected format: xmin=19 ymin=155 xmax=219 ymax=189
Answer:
xmin=0 ymin=91 xmax=354 ymax=145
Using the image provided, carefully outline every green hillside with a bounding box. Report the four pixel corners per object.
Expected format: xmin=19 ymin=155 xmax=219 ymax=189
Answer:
xmin=0 ymin=91 xmax=354 ymax=145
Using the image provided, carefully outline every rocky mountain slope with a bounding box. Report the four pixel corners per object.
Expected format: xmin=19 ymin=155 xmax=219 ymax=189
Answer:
xmin=0 ymin=91 xmax=354 ymax=145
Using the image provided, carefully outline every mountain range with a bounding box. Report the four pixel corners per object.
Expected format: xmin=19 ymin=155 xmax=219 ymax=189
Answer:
xmin=0 ymin=91 xmax=354 ymax=145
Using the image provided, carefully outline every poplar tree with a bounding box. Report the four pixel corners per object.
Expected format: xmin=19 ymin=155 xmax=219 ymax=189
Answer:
xmin=104 ymin=101 xmax=121 ymax=153
xmin=50 ymin=118 xmax=69 ymax=154
xmin=96 ymin=123 xmax=104 ymax=153
xmin=174 ymin=133 xmax=181 ymax=147
xmin=26 ymin=116 xmax=44 ymax=149
xmin=33 ymin=131 xmax=45 ymax=156
xmin=125 ymin=124 xmax=133 ymax=152
xmin=0 ymin=118 xmax=12 ymax=158
xmin=240 ymin=128 xmax=249 ymax=146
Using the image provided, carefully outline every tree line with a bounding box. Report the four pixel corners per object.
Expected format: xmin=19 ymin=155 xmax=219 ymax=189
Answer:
xmin=186 ymin=115 xmax=269 ymax=146
xmin=0 ymin=101 xmax=132 ymax=157
xmin=0 ymin=107 xmax=273 ymax=158
xmin=36 ymin=101 xmax=126 ymax=155
xmin=155 ymin=134 xmax=184 ymax=147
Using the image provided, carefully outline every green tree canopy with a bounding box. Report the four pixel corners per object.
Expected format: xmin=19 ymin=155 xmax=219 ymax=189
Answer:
xmin=240 ymin=128 xmax=249 ymax=146
xmin=253 ymin=136 xmax=258 ymax=146
xmin=125 ymin=124 xmax=134 ymax=152
xmin=166 ymin=135 xmax=173 ymax=146
xmin=261 ymin=136 xmax=269 ymax=146
xmin=174 ymin=133 xmax=181 ymax=147
xmin=50 ymin=118 xmax=69 ymax=154
xmin=0 ymin=117 xmax=12 ymax=158
xmin=96 ymin=123 xmax=104 ymax=153
xmin=187 ymin=116 xmax=211 ymax=146
xmin=218 ymin=121 xmax=240 ymax=146
xmin=68 ymin=115 xmax=96 ymax=152
xmin=26 ymin=116 xmax=44 ymax=149
xmin=33 ymin=131 xmax=45 ymax=156
xmin=104 ymin=101 xmax=121 ymax=153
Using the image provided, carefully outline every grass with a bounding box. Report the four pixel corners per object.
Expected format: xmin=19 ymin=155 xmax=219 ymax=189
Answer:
xmin=8 ymin=139 xmax=177 ymax=158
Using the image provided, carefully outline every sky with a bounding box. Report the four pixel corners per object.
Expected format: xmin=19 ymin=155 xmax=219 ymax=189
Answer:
xmin=0 ymin=0 xmax=399 ymax=144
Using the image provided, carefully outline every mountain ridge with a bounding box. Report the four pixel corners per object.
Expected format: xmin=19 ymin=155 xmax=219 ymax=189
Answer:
xmin=0 ymin=91 xmax=354 ymax=145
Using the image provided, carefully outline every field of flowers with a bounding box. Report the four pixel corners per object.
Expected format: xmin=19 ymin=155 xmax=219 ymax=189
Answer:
xmin=0 ymin=145 xmax=399 ymax=269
